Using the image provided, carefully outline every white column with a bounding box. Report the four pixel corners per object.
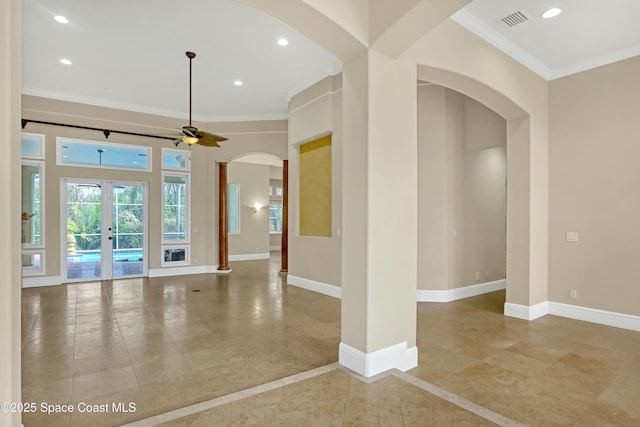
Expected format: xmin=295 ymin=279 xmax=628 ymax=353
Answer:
xmin=0 ymin=0 xmax=23 ymax=425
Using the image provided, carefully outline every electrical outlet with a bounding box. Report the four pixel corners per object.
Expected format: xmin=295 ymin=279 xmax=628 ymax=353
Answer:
xmin=566 ymin=232 xmax=579 ymax=242
xmin=475 ymin=272 xmax=480 ymax=281
xmin=570 ymin=289 xmax=578 ymax=299
xmin=485 ymin=271 xmax=489 ymax=279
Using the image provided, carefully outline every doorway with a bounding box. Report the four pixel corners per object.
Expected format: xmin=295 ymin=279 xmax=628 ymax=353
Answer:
xmin=62 ymin=178 xmax=148 ymax=282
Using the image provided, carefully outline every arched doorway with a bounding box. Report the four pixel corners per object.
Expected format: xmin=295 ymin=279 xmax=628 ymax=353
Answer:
xmin=218 ymin=153 xmax=288 ymax=274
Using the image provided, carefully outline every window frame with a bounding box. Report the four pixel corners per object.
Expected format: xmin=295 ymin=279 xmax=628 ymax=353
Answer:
xmin=161 ymin=245 xmax=190 ymax=267
xmin=21 ymin=132 xmax=45 ymax=159
xmin=161 ymin=147 xmax=191 ymax=171
xmin=227 ymin=182 xmax=240 ymax=235
xmin=56 ymin=137 xmax=152 ymax=172
xmin=21 ymin=159 xmax=45 ymax=249
xmin=268 ymin=202 xmax=283 ymax=234
xmin=161 ymin=171 xmax=191 ymax=244
xmin=21 ymin=250 xmax=45 ymax=276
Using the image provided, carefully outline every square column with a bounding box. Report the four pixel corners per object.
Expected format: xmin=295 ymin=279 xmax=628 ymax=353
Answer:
xmin=340 ymin=49 xmax=419 ymax=376
xmin=0 ymin=0 xmax=23 ymax=425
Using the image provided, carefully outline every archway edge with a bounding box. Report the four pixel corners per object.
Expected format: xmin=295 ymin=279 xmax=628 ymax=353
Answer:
xmin=417 ymin=64 xmax=528 ymax=121
xmin=229 ymin=151 xmax=285 ymax=164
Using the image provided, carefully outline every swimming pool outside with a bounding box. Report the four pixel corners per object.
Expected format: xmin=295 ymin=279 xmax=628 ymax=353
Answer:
xmin=68 ymin=249 xmax=144 ymax=263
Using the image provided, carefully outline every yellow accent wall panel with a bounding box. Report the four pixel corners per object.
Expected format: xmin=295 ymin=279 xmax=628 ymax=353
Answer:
xmin=299 ymin=135 xmax=332 ymax=237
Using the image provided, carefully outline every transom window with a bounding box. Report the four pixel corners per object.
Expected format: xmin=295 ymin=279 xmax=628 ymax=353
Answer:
xmin=57 ymin=138 xmax=152 ymax=171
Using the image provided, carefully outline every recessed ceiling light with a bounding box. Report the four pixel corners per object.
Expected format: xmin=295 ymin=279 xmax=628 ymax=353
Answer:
xmin=234 ymin=80 xmax=243 ymax=86
xmin=277 ymin=38 xmax=289 ymax=46
xmin=542 ymin=7 xmax=562 ymax=19
xmin=54 ymin=15 xmax=69 ymax=24
xmin=60 ymin=58 xmax=72 ymax=65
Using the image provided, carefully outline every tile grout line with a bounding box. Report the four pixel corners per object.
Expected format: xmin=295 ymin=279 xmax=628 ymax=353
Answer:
xmin=120 ymin=362 xmax=522 ymax=427
xmin=118 ymin=364 xmax=339 ymax=427
xmin=392 ymin=371 xmax=525 ymax=427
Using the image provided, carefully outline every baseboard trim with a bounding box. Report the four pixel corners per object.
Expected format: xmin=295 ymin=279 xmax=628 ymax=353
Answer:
xmin=229 ymin=253 xmax=270 ymax=262
xmin=417 ymin=279 xmax=506 ymax=302
xmin=148 ymin=265 xmax=223 ymax=278
xmin=504 ymin=300 xmax=640 ymax=332
xmin=339 ymin=342 xmax=418 ymax=377
xmin=287 ymin=275 xmax=341 ymax=299
xmin=548 ymin=302 xmax=640 ymax=332
xmin=504 ymin=301 xmax=549 ymax=321
xmin=22 ymin=275 xmax=63 ymax=288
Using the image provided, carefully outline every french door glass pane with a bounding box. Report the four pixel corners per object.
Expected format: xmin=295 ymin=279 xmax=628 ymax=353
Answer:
xmin=66 ymin=183 xmax=102 ymax=280
xmin=113 ymin=184 xmax=144 ymax=277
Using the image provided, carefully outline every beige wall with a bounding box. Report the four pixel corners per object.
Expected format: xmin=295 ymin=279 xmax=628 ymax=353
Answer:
xmin=21 ymin=95 xmax=286 ymax=280
xmin=417 ymin=85 xmax=506 ymax=291
xmin=228 ymin=162 xmax=270 ymax=256
xmin=549 ymin=56 xmax=640 ymax=316
xmin=288 ymin=75 xmax=342 ymax=286
xmin=1 ymin=0 xmax=22 ymax=423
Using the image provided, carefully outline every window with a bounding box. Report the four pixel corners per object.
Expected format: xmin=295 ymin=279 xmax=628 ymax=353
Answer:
xmin=21 ymin=133 xmax=45 ymax=159
xmin=162 ymin=173 xmax=189 ymax=242
xmin=21 ymin=160 xmax=44 ymax=248
xmin=21 ymin=134 xmax=45 ymax=276
xmin=269 ymin=203 xmax=282 ymax=233
xmin=57 ymin=138 xmax=152 ymax=171
xmin=227 ymin=183 xmax=240 ymax=234
xmin=161 ymin=245 xmax=190 ymax=267
xmin=162 ymin=148 xmax=191 ymax=170
xmin=22 ymin=250 xmax=45 ymax=276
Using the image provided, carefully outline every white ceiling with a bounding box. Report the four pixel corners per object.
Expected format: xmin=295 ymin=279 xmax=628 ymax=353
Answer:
xmin=22 ymin=0 xmax=640 ymax=123
xmin=454 ymin=0 xmax=640 ymax=80
xmin=22 ymin=0 xmax=341 ymax=122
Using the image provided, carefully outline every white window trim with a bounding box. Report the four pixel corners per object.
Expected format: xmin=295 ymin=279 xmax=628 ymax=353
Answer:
xmin=21 ymin=132 xmax=45 ymax=159
xmin=161 ymin=245 xmax=190 ymax=267
xmin=228 ymin=182 xmax=241 ymax=235
xmin=162 ymin=171 xmax=191 ymax=244
xmin=268 ymin=201 xmax=283 ymax=234
xmin=21 ymin=159 xmax=45 ymax=249
xmin=22 ymin=250 xmax=46 ymax=276
xmin=161 ymin=147 xmax=191 ymax=171
xmin=56 ymin=137 xmax=152 ymax=172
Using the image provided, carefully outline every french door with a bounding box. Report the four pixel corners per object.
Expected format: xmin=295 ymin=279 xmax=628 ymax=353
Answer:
xmin=62 ymin=178 xmax=148 ymax=282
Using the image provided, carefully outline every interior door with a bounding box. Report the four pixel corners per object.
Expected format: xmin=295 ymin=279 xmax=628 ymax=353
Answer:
xmin=63 ymin=179 xmax=147 ymax=282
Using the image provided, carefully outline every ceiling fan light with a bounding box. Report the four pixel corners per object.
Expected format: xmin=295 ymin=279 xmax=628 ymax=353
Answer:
xmin=182 ymin=135 xmax=199 ymax=145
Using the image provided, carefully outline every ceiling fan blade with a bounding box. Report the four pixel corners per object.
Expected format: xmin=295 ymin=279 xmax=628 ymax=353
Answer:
xmin=195 ymin=131 xmax=227 ymax=147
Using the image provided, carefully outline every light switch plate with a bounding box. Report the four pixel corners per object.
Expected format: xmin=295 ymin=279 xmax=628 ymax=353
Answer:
xmin=566 ymin=232 xmax=579 ymax=242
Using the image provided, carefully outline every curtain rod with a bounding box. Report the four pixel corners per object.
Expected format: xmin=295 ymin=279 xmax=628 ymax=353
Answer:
xmin=21 ymin=118 xmax=177 ymax=142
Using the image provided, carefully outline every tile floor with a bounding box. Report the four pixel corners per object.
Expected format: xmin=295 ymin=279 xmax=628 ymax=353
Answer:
xmin=21 ymin=253 xmax=640 ymax=426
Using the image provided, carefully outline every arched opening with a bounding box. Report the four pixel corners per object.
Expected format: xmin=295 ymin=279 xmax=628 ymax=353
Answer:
xmin=417 ymin=65 xmax=533 ymax=314
xmin=221 ymin=152 xmax=288 ymax=272
xmin=417 ymin=82 xmax=507 ymax=307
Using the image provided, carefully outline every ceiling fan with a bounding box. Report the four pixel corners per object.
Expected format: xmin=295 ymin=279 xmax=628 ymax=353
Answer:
xmin=174 ymin=51 xmax=228 ymax=147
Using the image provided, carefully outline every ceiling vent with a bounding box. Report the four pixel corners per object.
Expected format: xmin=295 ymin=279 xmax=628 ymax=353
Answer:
xmin=499 ymin=10 xmax=529 ymax=28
